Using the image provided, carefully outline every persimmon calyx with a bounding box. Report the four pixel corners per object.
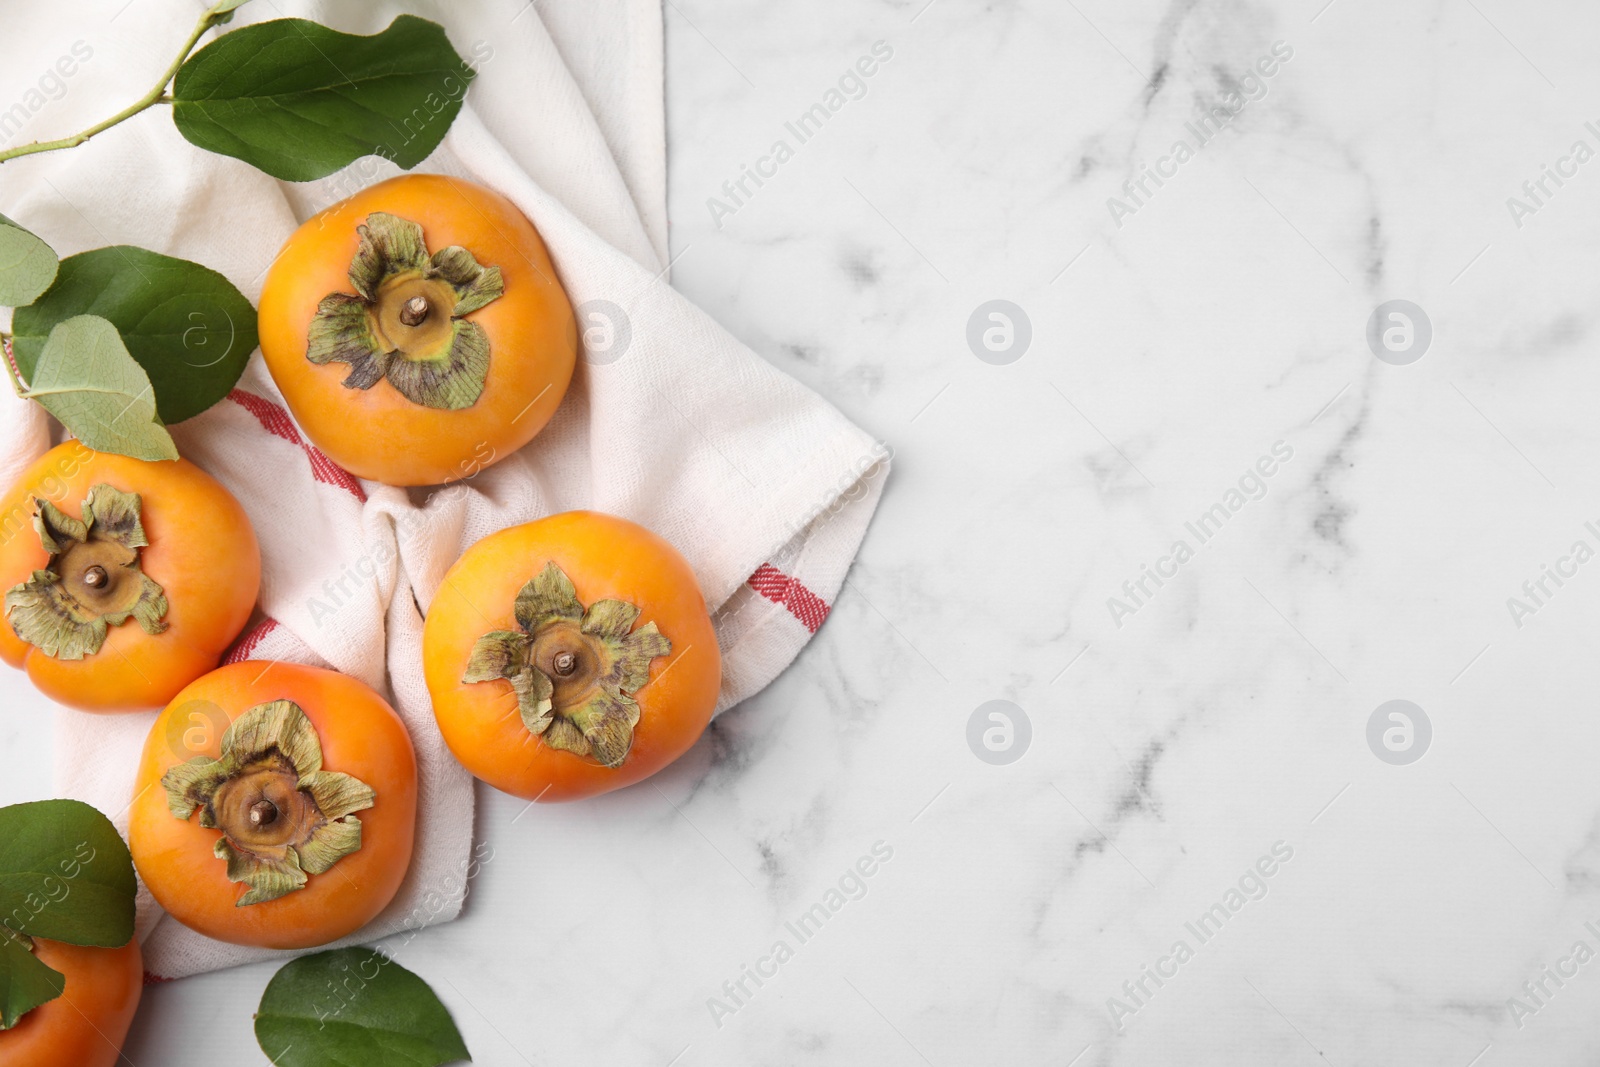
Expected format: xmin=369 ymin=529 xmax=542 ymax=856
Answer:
xmin=462 ymin=561 xmax=672 ymax=769
xmin=3 ymin=485 xmax=168 ymax=660
xmin=160 ymin=699 xmax=375 ymax=907
xmin=306 ymin=211 xmax=504 ymax=410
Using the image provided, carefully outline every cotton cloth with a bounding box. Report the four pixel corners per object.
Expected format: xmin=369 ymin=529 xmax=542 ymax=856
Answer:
xmin=0 ymin=0 xmax=886 ymax=978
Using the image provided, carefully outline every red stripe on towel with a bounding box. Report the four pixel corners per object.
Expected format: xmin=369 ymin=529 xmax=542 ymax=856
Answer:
xmin=748 ymin=563 xmax=830 ymax=633
xmin=223 ymin=617 xmax=280 ymax=664
xmin=226 ymin=389 xmax=365 ymax=501
xmin=222 ymin=390 xmax=834 ymax=641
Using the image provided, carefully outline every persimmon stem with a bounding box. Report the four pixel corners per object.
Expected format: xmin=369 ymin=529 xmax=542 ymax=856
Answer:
xmin=399 ymin=295 xmax=430 ymax=326
xmin=0 ymin=3 xmax=231 ymax=166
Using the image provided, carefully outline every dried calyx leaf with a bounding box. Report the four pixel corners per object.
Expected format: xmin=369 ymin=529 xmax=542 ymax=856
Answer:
xmin=161 ymin=700 xmax=375 ymax=907
xmin=307 ymin=212 xmax=504 ymax=411
xmin=463 ymin=562 xmax=672 ymax=769
xmin=3 ymin=485 xmax=168 ymax=660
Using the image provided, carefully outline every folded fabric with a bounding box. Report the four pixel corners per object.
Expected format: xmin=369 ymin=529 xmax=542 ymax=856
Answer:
xmin=0 ymin=0 xmax=887 ymax=979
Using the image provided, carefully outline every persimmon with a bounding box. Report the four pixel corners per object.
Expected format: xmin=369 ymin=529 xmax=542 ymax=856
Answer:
xmin=424 ymin=511 xmax=721 ymax=802
xmin=258 ymin=173 xmax=577 ymax=486
xmin=0 ymin=936 xmax=142 ymax=1067
xmin=0 ymin=441 xmax=260 ymax=713
xmin=128 ymin=661 xmax=417 ymax=949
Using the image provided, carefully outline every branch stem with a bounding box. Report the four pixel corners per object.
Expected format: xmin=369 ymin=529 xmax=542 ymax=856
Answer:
xmin=0 ymin=6 xmax=226 ymax=166
xmin=2 ymin=338 xmax=27 ymax=399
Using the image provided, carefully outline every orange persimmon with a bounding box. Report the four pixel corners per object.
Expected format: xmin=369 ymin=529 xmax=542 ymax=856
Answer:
xmin=128 ymin=661 xmax=417 ymax=949
xmin=0 ymin=441 xmax=260 ymax=713
xmin=424 ymin=511 xmax=721 ymax=802
xmin=0 ymin=937 xmax=142 ymax=1067
xmin=258 ymin=173 xmax=576 ymax=486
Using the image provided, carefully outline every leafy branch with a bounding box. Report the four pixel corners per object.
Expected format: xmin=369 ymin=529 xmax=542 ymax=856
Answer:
xmin=0 ymin=4 xmax=476 ymax=460
xmin=0 ymin=0 xmax=244 ymax=167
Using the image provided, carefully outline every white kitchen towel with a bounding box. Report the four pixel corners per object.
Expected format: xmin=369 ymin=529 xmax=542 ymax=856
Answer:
xmin=0 ymin=0 xmax=887 ymax=979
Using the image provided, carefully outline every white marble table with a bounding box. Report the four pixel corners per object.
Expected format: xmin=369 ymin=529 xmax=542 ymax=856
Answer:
xmin=10 ymin=0 xmax=1600 ymax=1063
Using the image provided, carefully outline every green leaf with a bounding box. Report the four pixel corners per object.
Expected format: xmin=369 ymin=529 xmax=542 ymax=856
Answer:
xmin=0 ymin=213 xmax=58 ymax=309
xmin=0 ymin=934 xmax=66 ymax=1031
xmin=256 ymin=948 xmax=471 ymax=1067
xmin=22 ymin=316 xmax=179 ymax=462
xmin=0 ymin=799 xmax=137 ymax=948
xmin=12 ymin=246 xmax=257 ymax=425
xmin=172 ymin=16 xmax=476 ymax=182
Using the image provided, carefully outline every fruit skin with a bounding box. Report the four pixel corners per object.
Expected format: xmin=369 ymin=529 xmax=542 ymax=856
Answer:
xmin=258 ymin=173 xmax=577 ymax=486
xmin=425 ymin=511 xmax=721 ymax=802
xmin=128 ymin=662 xmax=418 ymax=949
xmin=0 ymin=936 xmax=142 ymax=1067
xmin=0 ymin=442 xmax=261 ymax=713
